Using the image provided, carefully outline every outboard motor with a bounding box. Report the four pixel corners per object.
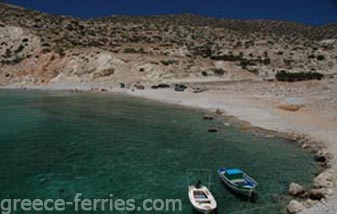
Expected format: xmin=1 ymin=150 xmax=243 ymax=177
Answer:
xmin=195 ymin=180 xmax=202 ymax=189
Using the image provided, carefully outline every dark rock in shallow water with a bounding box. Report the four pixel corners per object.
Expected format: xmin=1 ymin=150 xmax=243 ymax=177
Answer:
xmin=203 ymin=115 xmax=214 ymax=120
xmin=309 ymin=189 xmax=325 ymax=200
xmin=208 ymin=127 xmax=219 ymax=133
xmin=314 ymin=154 xmax=327 ymax=163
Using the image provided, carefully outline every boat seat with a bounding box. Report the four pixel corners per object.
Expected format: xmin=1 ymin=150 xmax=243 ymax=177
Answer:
xmin=232 ymin=178 xmax=246 ymax=184
xmin=195 ymin=199 xmax=211 ymax=203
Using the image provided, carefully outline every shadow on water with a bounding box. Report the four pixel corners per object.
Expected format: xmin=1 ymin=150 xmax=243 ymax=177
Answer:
xmin=220 ymin=184 xmax=259 ymax=203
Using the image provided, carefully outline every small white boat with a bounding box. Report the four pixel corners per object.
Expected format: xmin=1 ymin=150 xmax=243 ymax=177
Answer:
xmin=188 ymin=182 xmax=217 ymax=213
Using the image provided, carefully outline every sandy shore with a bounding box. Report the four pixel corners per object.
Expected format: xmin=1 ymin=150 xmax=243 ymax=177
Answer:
xmin=1 ymin=79 xmax=337 ymax=213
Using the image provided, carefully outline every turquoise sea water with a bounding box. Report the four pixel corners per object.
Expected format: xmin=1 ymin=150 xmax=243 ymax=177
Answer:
xmin=0 ymin=90 xmax=318 ymax=214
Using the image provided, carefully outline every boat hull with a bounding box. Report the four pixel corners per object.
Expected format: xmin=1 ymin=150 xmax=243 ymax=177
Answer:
xmin=217 ymin=169 xmax=257 ymax=200
xmin=188 ymin=185 xmax=217 ymax=213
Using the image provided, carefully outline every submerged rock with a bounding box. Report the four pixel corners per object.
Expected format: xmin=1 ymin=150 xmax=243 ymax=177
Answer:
xmin=208 ymin=127 xmax=219 ymax=133
xmin=309 ymin=188 xmax=326 ymax=200
xmin=314 ymin=154 xmax=327 ymax=162
xmin=287 ymin=200 xmax=305 ymax=214
xmin=288 ymin=182 xmax=305 ymax=197
xmin=203 ymin=115 xmax=214 ymax=120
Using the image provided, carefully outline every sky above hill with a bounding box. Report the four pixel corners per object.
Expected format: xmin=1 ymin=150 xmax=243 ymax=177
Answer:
xmin=3 ymin=0 xmax=337 ymax=26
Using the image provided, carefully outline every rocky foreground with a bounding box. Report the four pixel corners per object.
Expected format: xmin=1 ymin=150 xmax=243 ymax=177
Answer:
xmin=1 ymin=2 xmax=337 ymax=214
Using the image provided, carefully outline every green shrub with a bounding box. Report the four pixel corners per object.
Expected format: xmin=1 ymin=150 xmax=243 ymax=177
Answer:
xmin=211 ymin=54 xmax=242 ymax=62
xmin=123 ymin=48 xmax=137 ymax=53
xmin=14 ymin=45 xmax=25 ymax=54
xmin=213 ymin=69 xmax=226 ymax=76
xmin=317 ymin=55 xmax=325 ymax=61
xmin=275 ymin=70 xmax=323 ymax=82
xmin=160 ymin=60 xmax=177 ymax=66
xmin=57 ymin=48 xmax=66 ymax=57
xmin=263 ymin=58 xmax=271 ymax=65
xmin=1 ymin=56 xmax=24 ymax=65
xmin=123 ymin=48 xmax=144 ymax=54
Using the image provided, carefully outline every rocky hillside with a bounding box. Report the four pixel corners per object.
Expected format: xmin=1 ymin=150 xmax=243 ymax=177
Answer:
xmin=0 ymin=2 xmax=336 ymax=89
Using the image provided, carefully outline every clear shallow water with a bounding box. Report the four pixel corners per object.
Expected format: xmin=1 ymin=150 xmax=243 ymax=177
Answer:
xmin=0 ymin=90 xmax=318 ymax=214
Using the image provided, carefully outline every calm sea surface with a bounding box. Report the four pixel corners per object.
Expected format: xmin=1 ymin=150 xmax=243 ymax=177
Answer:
xmin=0 ymin=90 xmax=318 ymax=213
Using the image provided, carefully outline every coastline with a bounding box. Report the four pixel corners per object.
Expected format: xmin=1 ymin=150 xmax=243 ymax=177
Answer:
xmin=1 ymin=83 xmax=336 ymax=214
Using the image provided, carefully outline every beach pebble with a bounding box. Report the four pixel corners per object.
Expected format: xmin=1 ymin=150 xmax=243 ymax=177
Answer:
xmin=287 ymin=200 xmax=306 ymax=214
xmin=288 ymin=182 xmax=305 ymax=197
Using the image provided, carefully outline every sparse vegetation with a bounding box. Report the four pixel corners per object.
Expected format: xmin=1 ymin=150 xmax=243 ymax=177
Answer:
xmin=213 ymin=69 xmax=226 ymax=76
xmin=160 ymin=60 xmax=177 ymax=66
xmin=0 ymin=2 xmax=336 ymax=86
xmin=317 ymin=55 xmax=325 ymax=61
xmin=275 ymin=70 xmax=323 ymax=82
xmin=14 ymin=44 xmax=24 ymax=54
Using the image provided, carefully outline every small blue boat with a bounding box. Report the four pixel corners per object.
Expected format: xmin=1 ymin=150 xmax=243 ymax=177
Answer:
xmin=217 ymin=168 xmax=258 ymax=198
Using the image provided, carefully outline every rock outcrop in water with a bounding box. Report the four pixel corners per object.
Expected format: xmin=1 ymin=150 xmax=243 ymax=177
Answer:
xmin=289 ymin=183 xmax=306 ymax=197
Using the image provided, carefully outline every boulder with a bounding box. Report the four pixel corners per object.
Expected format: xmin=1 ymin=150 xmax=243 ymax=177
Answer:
xmin=287 ymin=200 xmax=305 ymax=214
xmin=325 ymin=152 xmax=334 ymax=160
xmin=302 ymin=199 xmax=317 ymax=208
xmin=216 ymin=108 xmax=224 ymax=115
xmin=288 ymin=183 xmax=305 ymax=196
xmin=314 ymin=171 xmax=335 ymax=188
xmin=301 ymin=143 xmax=309 ymax=149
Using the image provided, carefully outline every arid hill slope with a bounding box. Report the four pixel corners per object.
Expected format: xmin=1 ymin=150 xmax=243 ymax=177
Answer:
xmin=0 ymin=3 xmax=336 ymax=88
